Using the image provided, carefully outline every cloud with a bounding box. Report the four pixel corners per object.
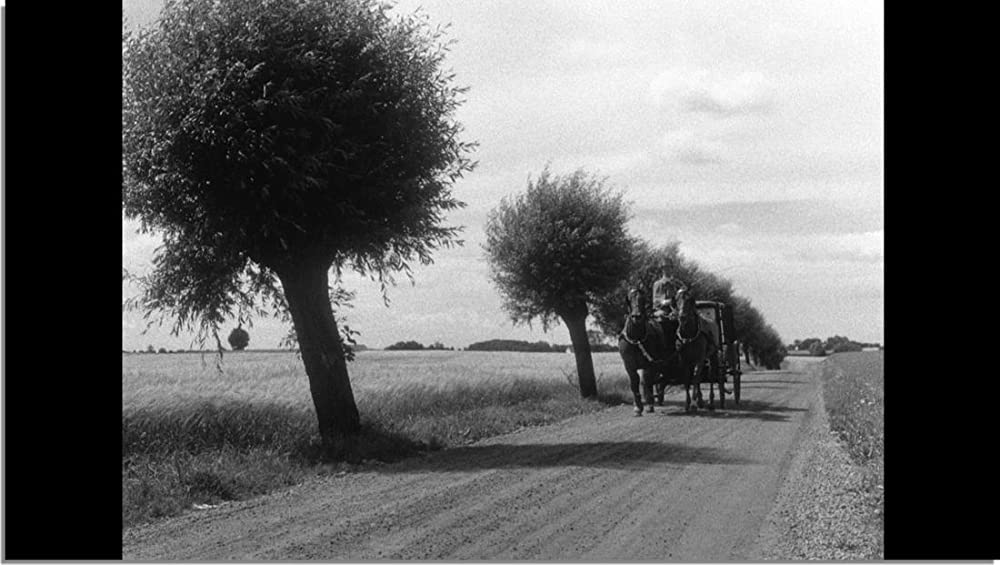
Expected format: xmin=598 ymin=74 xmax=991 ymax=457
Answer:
xmin=658 ymin=128 xmax=727 ymax=165
xmin=786 ymin=231 xmax=883 ymax=265
xmin=649 ymin=68 xmax=777 ymax=117
xmin=630 ymin=199 xmax=882 ymax=237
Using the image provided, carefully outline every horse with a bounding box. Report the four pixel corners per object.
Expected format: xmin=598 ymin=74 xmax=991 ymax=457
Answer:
xmin=618 ymin=286 xmax=678 ymax=416
xmin=673 ymin=286 xmax=720 ymax=412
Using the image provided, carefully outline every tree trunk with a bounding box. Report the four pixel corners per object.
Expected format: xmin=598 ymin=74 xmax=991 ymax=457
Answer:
xmin=562 ymin=306 xmax=598 ymax=399
xmin=278 ymin=263 xmax=361 ymax=445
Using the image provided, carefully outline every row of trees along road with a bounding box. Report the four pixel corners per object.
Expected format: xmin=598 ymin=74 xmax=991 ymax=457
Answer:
xmin=122 ymin=0 xmax=784 ymax=450
xmin=483 ymin=172 xmax=788 ymax=394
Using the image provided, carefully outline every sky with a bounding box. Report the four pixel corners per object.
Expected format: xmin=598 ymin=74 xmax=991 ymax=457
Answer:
xmin=121 ymin=0 xmax=883 ymax=351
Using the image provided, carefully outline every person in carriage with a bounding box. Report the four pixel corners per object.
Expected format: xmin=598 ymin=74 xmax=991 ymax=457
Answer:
xmin=651 ymin=265 xmax=680 ymax=329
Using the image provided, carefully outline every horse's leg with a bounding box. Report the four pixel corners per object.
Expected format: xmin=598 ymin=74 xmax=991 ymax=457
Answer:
xmin=625 ymin=361 xmax=643 ymax=416
xmin=640 ymin=368 xmax=655 ymax=413
xmin=683 ymin=361 xmax=696 ymax=413
xmin=693 ymin=355 xmax=705 ymax=409
xmin=708 ymin=374 xmax=715 ymax=411
xmin=684 ymin=380 xmax=692 ymax=412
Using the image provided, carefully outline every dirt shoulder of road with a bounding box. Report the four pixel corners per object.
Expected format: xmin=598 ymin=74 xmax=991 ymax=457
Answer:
xmin=751 ymin=357 xmax=882 ymax=561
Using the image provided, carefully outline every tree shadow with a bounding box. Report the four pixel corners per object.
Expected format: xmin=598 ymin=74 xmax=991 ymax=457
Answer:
xmin=374 ymin=440 xmax=751 ymax=474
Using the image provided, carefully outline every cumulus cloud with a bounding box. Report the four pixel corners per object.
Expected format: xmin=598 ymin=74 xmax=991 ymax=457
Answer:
xmin=648 ymin=68 xmax=777 ymax=117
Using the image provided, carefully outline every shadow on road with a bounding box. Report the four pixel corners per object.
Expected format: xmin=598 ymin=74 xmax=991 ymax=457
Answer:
xmin=662 ymin=398 xmax=808 ymax=423
xmin=742 ymin=379 xmax=804 ymax=385
xmin=376 ymin=440 xmax=752 ymax=474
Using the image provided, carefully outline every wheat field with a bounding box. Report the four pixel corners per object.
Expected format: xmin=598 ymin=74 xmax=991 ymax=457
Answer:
xmin=123 ymin=349 xmax=630 ymax=415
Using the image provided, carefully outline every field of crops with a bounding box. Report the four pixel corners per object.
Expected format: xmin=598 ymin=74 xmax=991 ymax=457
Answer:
xmin=123 ymin=350 xmax=633 ymax=528
xmin=124 ymin=350 xmax=629 ymax=408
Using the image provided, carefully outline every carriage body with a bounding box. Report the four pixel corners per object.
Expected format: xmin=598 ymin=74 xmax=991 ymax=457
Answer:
xmin=695 ymin=300 xmax=742 ymax=405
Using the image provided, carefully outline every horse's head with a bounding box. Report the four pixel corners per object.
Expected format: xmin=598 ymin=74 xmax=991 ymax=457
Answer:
xmin=674 ymin=286 xmax=695 ymax=316
xmin=625 ymin=286 xmax=649 ymax=321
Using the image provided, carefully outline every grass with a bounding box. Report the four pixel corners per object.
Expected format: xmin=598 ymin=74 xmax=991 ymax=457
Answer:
xmin=123 ymin=350 xmax=633 ymax=529
xmin=819 ymin=351 xmax=884 ymax=554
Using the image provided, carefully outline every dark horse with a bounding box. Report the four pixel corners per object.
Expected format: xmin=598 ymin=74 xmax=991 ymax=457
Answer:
xmin=618 ymin=286 xmax=678 ymax=415
xmin=673 ymin=286 xmax=720 ymax=412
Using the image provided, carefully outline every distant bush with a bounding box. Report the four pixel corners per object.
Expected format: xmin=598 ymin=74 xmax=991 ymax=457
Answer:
xmin=809 ymin=342 xmax=827 ymax=357
xmin=385 ymin=341 xmax=425 ymax=351
xmin=228 ymin=327 xmax=250 ymax=351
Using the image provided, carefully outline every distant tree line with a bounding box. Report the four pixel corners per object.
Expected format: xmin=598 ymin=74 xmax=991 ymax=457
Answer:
xmin=378 ymin=338 xmax=618 ymax=353
xmin=789 ymin=336 xmax=881 ymax=357
xmin=466 ymin=339 xmax=567 ymax=352
xmin=384 ymin=341 xmax=453 ymax=351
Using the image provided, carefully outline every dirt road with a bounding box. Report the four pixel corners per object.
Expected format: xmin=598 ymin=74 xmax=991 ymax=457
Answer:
xmin=123 ymin=358 xmax=828 ymax=561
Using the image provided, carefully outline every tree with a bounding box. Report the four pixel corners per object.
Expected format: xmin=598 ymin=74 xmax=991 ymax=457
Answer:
xmin=799 ymin=337 xmax=822 ymax=352
xmin=122 ymin=0 xmax=475 ymax=446
xmin=833 ymin=341 xmax=863 ymax=353
xmin=384 ymin=341 xmax=425 ymax=351
xmin=228 ymin=327 xmax=250 ymax=351
xmin=484 ymin=167 xmax=633 ymax=398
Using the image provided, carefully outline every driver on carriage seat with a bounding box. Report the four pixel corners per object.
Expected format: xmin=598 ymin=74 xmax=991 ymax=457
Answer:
xmin=651 ymin=266 xmax=678 ymax=328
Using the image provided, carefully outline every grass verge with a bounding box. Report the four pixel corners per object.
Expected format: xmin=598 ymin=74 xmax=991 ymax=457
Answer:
xmin=819 ymin=351 xmax=884 ymax=554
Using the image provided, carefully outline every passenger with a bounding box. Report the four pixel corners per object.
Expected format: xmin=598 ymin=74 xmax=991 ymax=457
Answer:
xmin=652 ymin=266 xmax=678 ymax=319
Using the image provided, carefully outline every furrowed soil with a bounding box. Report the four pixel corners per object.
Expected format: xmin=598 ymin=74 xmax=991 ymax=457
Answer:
xmin=124 ymin=355 xmax=881 ymax=561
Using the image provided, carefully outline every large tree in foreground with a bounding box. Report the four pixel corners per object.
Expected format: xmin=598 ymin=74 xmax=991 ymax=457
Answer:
xmin=484 ymin=168 xmax=633 ymax=398
xmin=122 ymin=0 xmax=475 ymax=445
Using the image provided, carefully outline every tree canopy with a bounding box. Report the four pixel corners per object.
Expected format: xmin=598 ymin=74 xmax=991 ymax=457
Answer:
xmin=122 ymin=0 xmax=476 ymax=343
xmin=484 ymin=167 xmax=634 ymax=329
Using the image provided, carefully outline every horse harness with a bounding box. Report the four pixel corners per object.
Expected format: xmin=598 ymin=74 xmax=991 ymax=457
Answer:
xmin=620 ymin=314 xmax=677 ymax=366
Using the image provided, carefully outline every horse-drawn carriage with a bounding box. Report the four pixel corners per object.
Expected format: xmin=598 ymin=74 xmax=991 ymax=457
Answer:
xmin=693 ymin=300 xmax=741 ymax=406
xmin=619 ymin=284 xmax=742 ymax=414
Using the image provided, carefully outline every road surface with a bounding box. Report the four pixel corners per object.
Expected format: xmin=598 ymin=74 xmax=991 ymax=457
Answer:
xmin=123 ymin=358 xmax=827 ymax=561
